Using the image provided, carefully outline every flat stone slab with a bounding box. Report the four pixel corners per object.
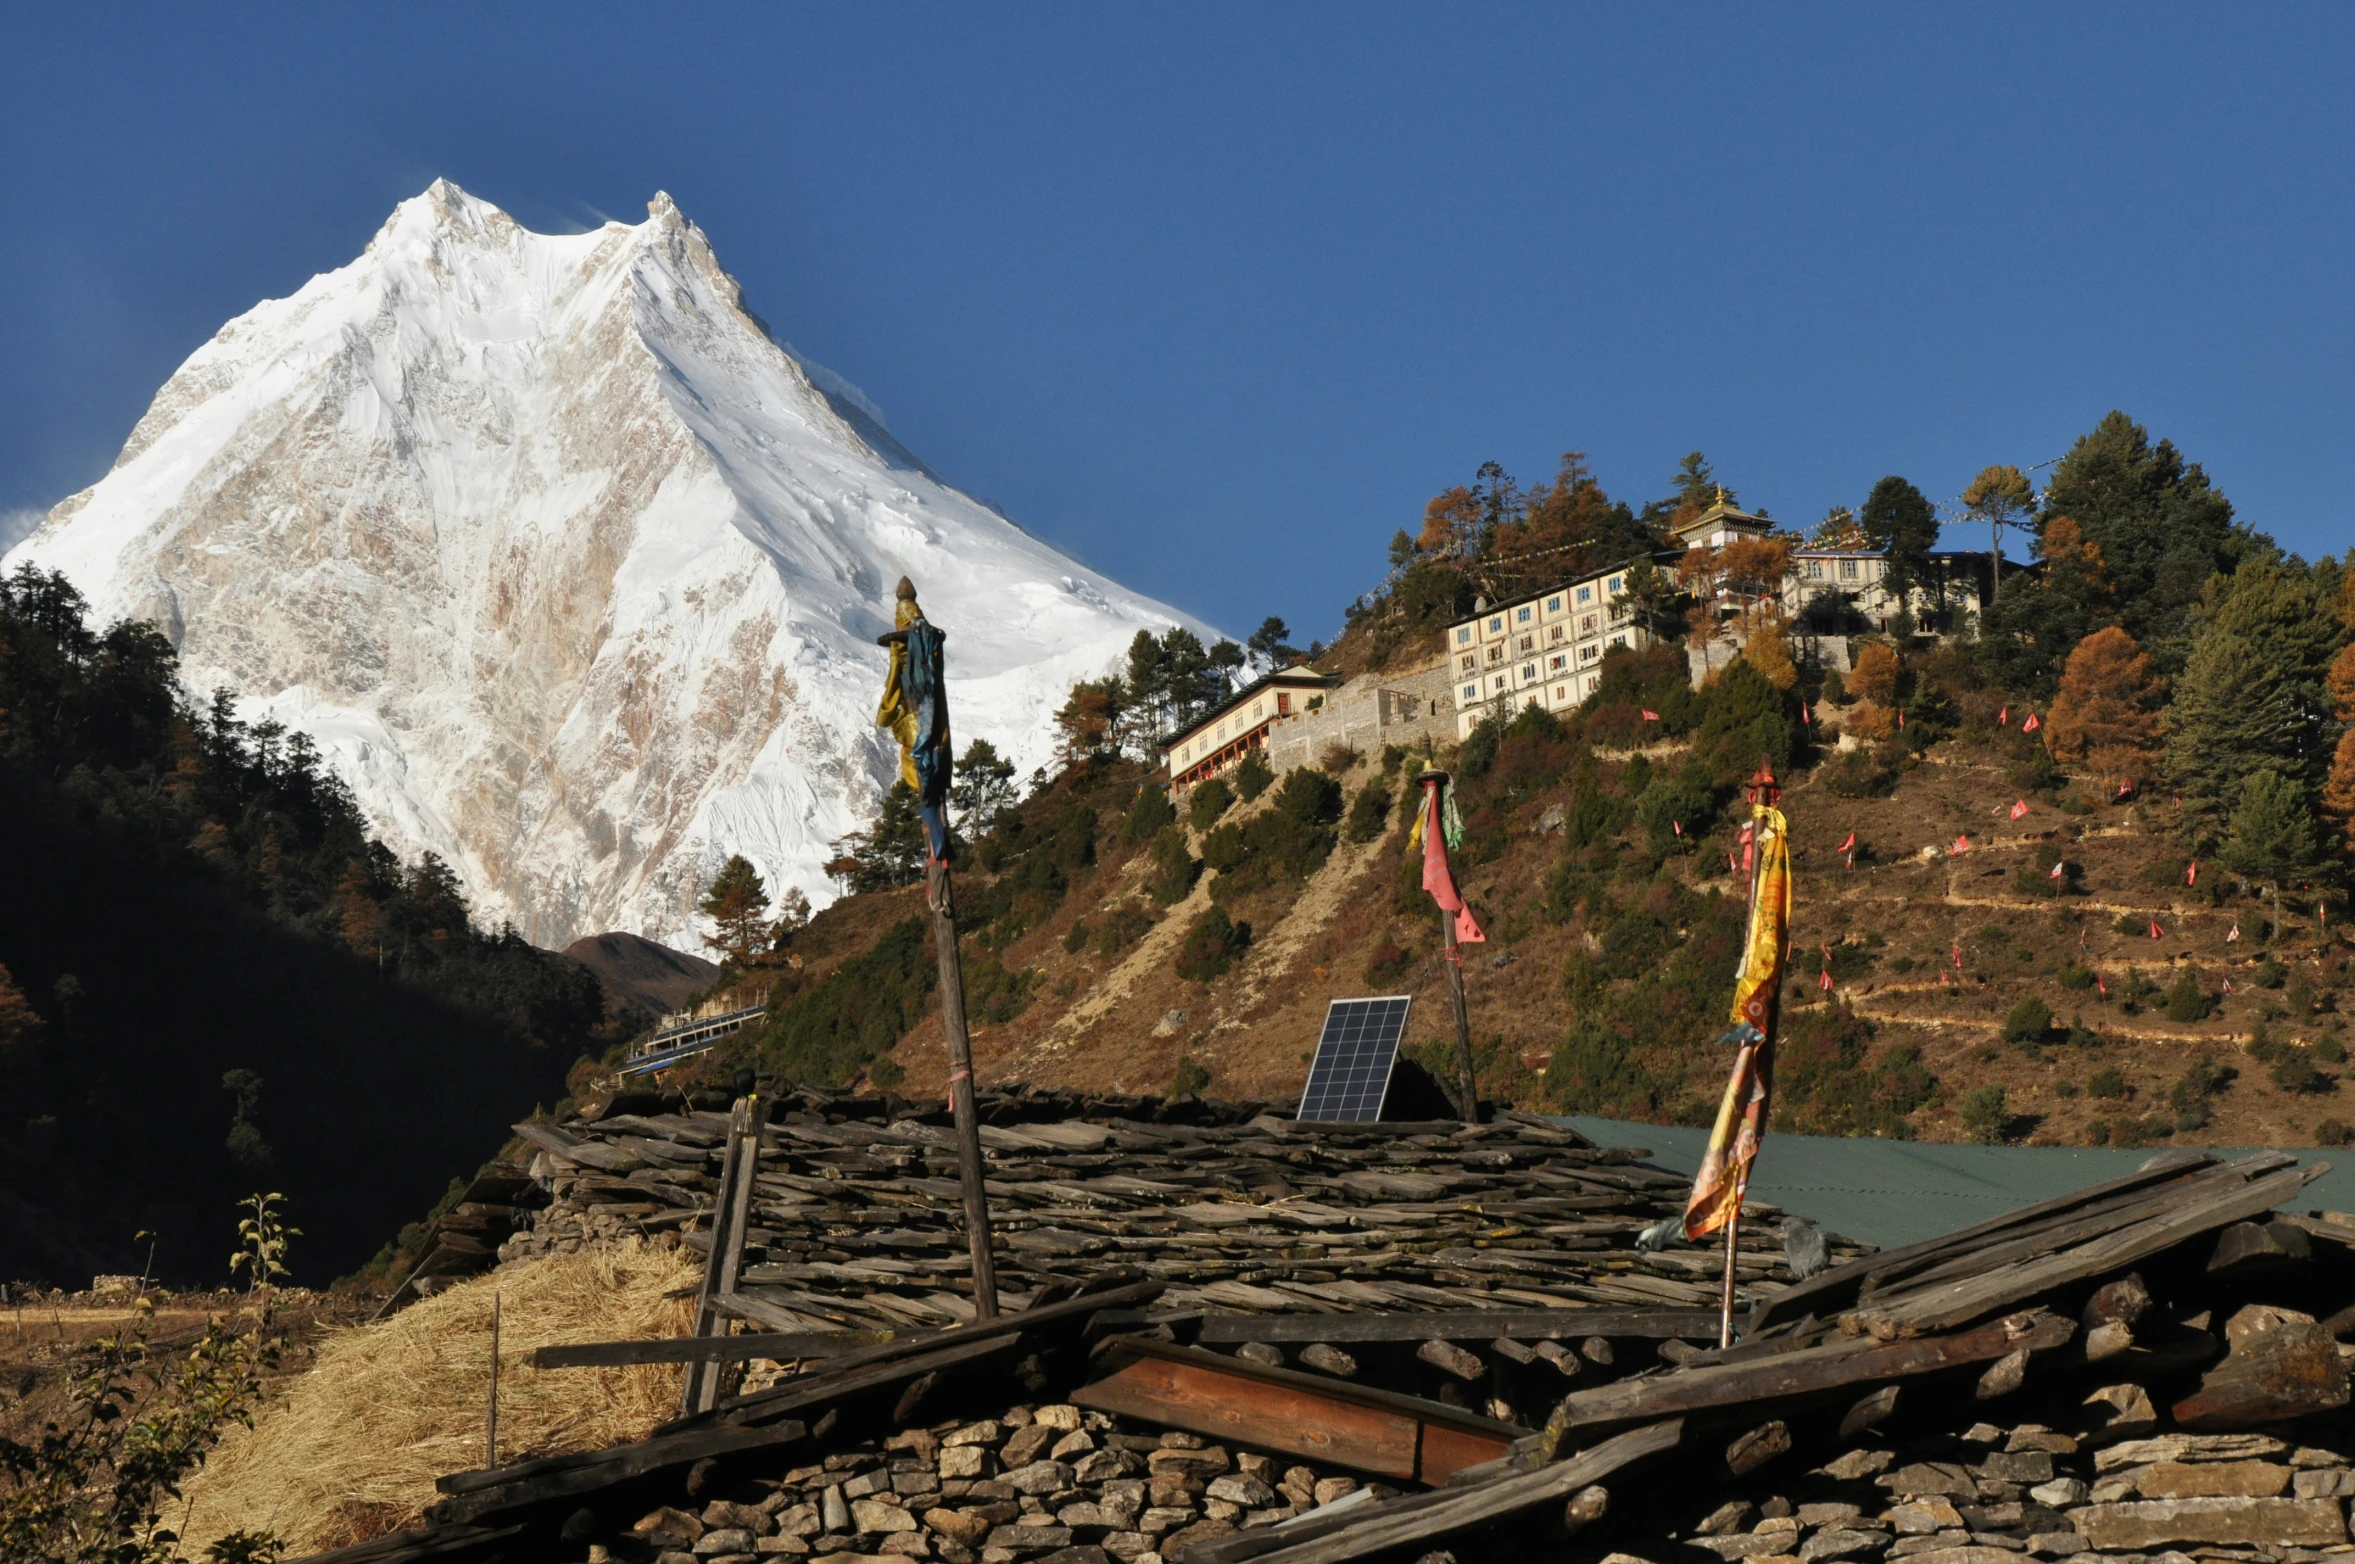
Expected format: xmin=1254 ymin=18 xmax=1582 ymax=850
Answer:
xmin=2074 ymin=1496 xmax=2345 ymax=1550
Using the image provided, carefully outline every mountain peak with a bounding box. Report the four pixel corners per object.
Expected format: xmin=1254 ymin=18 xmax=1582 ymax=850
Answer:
xmin=7 ymin=187 xmax=1206 ymax=946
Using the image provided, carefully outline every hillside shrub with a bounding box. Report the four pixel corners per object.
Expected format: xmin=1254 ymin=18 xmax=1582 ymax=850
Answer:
xmin=1773 ymin=1004 xmax=1935 ymax=1137
xmin=1959 ymin=1084 xmax=2013 ymax=1144
xmin=2164 ymin=968 xmax=2214 ymax=1022
xmin=1202 ymin=767 xmax=1342 ymax=897
xmin=1062 ymin=919 xmax=1090 ymax=954
xmin=1188 ymin=776 xmax=1234 ymax=831
xmin=2001 ymin=995 xmax=2054 ymax=1045
xmin=2059 ymin=964 xmax=2096 ymax=990
xmin=1344 ymin=779 xmax=1393 ymax=844
xmin=963 ymin=951 xmax=1038 ymax=1025
xmin=2088 ymin=1066 xmax=2129 ymax=1099
xmin=759 ymin=916 xmax=935 ymax=1085
xmin=1458 ymin=711 xmax=1507 ymax=779
xmin=1233 ymin=750 xmax=1274 ymax=802
xmin=1143 ymin=826 xmax=1198 ymax=906
xmin=1363 ymin=935 xmax=1414 ymax=989
xmin=1824 ymin=747 xmax=1897 ymax=799
xmin=1123 ymin=782 xmax=1175 ymax=842
xmin=1634 ymin=769 xmax=1714 ymax=854
xmin=1169 ymin=1057 xmax=1211 ymax=1098
xmin=1095 ymin=902 xmax=1155 ymax=956
xmin=1174 ymin=907 xmax=1250 ymax=983
xmin=2318 ymin=1118 xmax=2355 ymax=1147
xmin=2255 ymin=956 xmax=2287 ymax=989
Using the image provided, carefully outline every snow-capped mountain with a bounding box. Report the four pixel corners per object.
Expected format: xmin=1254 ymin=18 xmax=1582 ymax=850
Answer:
xmin=7 ymin=181 xmax=1202 ymax=946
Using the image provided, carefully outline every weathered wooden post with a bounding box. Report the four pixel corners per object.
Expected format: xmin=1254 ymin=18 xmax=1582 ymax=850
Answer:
xmin=878 ymin=578 xmax=1000 ymax=1319
xmin=486 ymin=1291 xmax=501 ymax=1468
xmin=1413 ymin=770 xmax=1481 ymax=1124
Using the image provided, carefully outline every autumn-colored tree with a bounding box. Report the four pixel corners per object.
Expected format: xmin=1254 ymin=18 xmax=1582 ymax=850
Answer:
xmin=1810 ymin=507 xmax=1868 ymax=549
xmin=700 ymin=854 xmax=774 ymax=967
xmin=1717 ymin=535 xmax=1795 ymax=598
xmin=1962 ymin=464 xmax=2036 ymax=602
xmin=1053 ymin=678 xmax=1123 ymax=766
xmin=2329 ymin=642 xmax=2355 ymax=721
xmin=2038 ymin=517 xmax=2115 ymax=616
xmin=2046 ymin=626 xmax=2166 ymax=787
xmin=333 ymin=857 xmax=383 ymax=959
xmin=1848 ymin=643 xmax=1901 ymax=706
xmin=1741 ymin=609 xmax=1799 ymax=692
xmin=2322 ymin=730 xmax=2355 ymax=861
xmin=0 ymin=961 xmax=43 ymax=1068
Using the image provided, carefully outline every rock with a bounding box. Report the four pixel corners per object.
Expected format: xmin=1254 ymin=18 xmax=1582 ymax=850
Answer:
xmin=1962 ymin=1425 xmax=2004 ymax=1445
xmin=1842 ymin=1387 xmax=1901 ymax=1439
xmin=1313 ymin=1478 xmax=1362 ymax=1506
xmin=1798 ymin=1505 xmax=1863 ymax=1527
xmin=2208 ymin=1221 xmax=2312 ymax=1274
xmin=1582 ymin=1336 xmax=1615 ymax=1365
xmin=706 ymin=1503 xmax=770 ymax=1533
xmin=1234 ymin=1341 xmax=1284 ymax=1368
xmin=2096 ymin=1434 xmax=2288 ymax=1471
xmin=1036 ymin=1550 xmax=1111 ymax=1564
xmin=1100 ymin=1535 xmax=1151 ymax=1563
xmin=1728 ymin=1422 xmax=1793 ymax=1476
xmin=1003 ymin=1462 xmax=1074 ymax=1496
xmin=2079 ymin=1384 xmax=2159 ymax=1445
xmin=1071 ymin=1450 xmax=1140 ymax=1485
xmin=849 ymin=1502 xmax=915 ymax=1535
xmin=941 ymin=1447 xmax=993 ymax=1481
xmin=2007 ymin=1428 xmax=2077 ymax=1456
xmin=1138 ymin=1506 xmax=1195 ymax=1534
xmin=1205 ymin=1475 xmax=1275 ymax=1508
xmin=1685 ymin=1536 xmax=1791 ymax=1558
xmin=2022 ymin=1536 xmax=2085 ymax=1557
xmin=1034 ymin=1405 xmax=1083 ymax=1433
xmin=2134 ymin=1461 xmax=2291 ymax=1499
xmin=2085 ymin=1323 xmax=2135 ymax=1362
xmin=2028 ymin=1481 xmax=2086 ymax=1507
xmin=1974 ymin=1454 xmax=2053 ymax=1484
xmin=1890 ymin=1503 xmax=1965 ymax=1535
xmin=1050 ymin=1431 xmax=1096 ymax=1461
xmin=2074 ymin=1497 xmax=2346 ymax=1549
xmin=843 ymin=1472 xmax=890 ymax=1501
xmin=945 ymin=1422 xmax=1003 ymax=1448
xmin=1539 ymin=804 xmax=1567 ymax=833
xmin=985 ymin=1526 xmax=1075 ymax=1551
xmin=1152 ymin=1009 xmax=1188 ymax=1038
xmin=893 ymin=1472 xmax=941 ymax=1500
xmin=1822 ymin=1450 xmax=1896 ymax=1481
xmin=1699 ymin=1502 xmax=1758 ymax=1536
xmin=2293 ymin=1469 xmax=2355 ymax=1498
xmin=639 ymin=1510 xmax=708 ymax=1547
xmin=1147 ymin=1447 xmax=1230 ymax=1478
xmin=1800 ymin=1531 xmax=1886 ymax=1561
xmin=1892 ymin=1550 xmax=2043 ymax=1564
xmin=695 ymin=1531 xmax=758 ymax=1556
xmin=1002 ymin=1425 xmax=1060 ymax=1469
xmin=1058 ymin=1503 xmax=1124 ymax=1529
xmin=822 ymin=1488 xmax=852 ymax=1535
xmin=776 ymin=1506 xmax=821 ymax=1538
xmin=1564 ymin=1485 xmax=1609 ymax=1533
xmin=925 ymin=1512 xmax=993 ymax=1548
xmin=1300 ymin=1343 xmax=1358 ymax=1377
xmin=1880 ymin=1464 xmax=1978 ymax=1501
xmin=1976 ymin=1349 xmax=2031 ymax=1400
xmin=1157 ymin=1519 xmax=1236 ymax=1555
xmin=1755 ymin=1517 xmax=1801 ymax=1537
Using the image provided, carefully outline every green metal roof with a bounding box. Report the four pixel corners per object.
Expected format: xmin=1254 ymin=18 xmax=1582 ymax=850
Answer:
xmin=1557 ymin=1115 xmax=2349 ymax=1250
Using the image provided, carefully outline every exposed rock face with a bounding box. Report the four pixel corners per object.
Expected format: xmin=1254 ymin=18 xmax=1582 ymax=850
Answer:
xmin=9 ymin=180 xmax=1200 ymax=944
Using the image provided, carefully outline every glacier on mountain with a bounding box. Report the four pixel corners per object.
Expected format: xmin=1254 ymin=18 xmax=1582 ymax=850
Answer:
xmin=6 ymin=180 xmax=1204 ymax=948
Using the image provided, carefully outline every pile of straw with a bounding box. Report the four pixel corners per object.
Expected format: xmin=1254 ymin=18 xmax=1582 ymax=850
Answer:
xmin=179 ymin=1239 xmax=699 ymax=1553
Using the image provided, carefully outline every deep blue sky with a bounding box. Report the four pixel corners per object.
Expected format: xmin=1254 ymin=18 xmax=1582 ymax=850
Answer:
xmin=3 ymin=6 xmax=2348 ymax=643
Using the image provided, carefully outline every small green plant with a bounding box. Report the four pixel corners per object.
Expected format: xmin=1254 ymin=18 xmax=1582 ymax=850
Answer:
xmin=2088 ymin=1067 xmax=2130 ymax=1099
xmin=2168 ymin=1056 xmax=2236 ymax=1114
xmin=1063 ymin=919 xmax=1091 ymax=955
xmin=1960 ymin=1084 xmax=2012 ymax=1145
xmin=866 ymin=1054 xmax=906 ymax=1090
xmin=2055 ymin=1079 xmax=2080 ymax=1099
xmin=1889 ymin=955 xmax=1915 ymax=975
xmin=2255 ymin=956 xmax=2287 ymax=989
xmin=2317 ymin=1118 xmax=2355 ymax=1148
xmin=2287 ymin=978 xmax=2317 ymax=1016
xmin=2065 ymin=1014 xmax=2102 ymax=1049
xmin=1094 ymin=903 xmax=1155 ymax=957
xmin=1143 ymin=826 xmax=1198 ymax=906
xmin=2001 ymin=995 xmax=2054 ymax=1046
xmin=1363 ymin=935 xmax=1415 ymax=989
xmin=2165 ymin=969 xmax=2214 ymax=1023
xmin=2113 ymin=912 xmax=2145 ymax=937
xmin=2320 ymin=1036 xmax=2348 ymax=1065
xmin=2058 ymin=964 xmax=2096 ymax=991
xmin=1233 ymin=751 xmax=1274 ymax=802
xmin=1169 ymin=1057 xmax=1211 ymax=1098
xmin=1344 ymin=779 xmax=1393 ymax=845
xmin=1174 ymin=907 xmax=1250 ymax=983
xmin=0 ymin=1195 xmax=292 ymax=1564
xmin=1122 ymin=782 xmax=1176 ymax=842
xmin=1188 ymin=776 xmax=1235 ymax=831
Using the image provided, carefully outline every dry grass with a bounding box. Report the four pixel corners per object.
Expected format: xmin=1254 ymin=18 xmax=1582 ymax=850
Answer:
xmin=179 ymin=1240 xmax=699 ymax=1553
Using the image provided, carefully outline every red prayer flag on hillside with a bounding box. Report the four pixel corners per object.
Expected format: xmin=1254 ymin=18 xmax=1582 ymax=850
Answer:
xmin=1952 ymin=944 xmax=1963 ymax=969
xmin=1838 ymin=830 xmax=1855 ymax=854
xmin=2049 ymin=860 xmax=2065 ymax=879
xmin=1951 ymin=834 xmax=1970 ymax=855
xmin=1641 ymin=709 xmax=1661 ymax=722
xmin=1413 ymin=784 xmax=1484 ymax=946
xmin=1801 ymin=702 xmax=1811 ymax=726
xmin=1998 ymin=705 xmax=2009 ymax=726
xmin=2022 ymin=713 xmax=2041 ymax=733
xmin=2097 ymin=973 xmax=2109 ymax=995
xmin=1672 ymin=819 xmax=1683 ymax=836
xmin=2010 ymin=800 xmax=2030 ymax=820
xmin=2187 ymin=861 xmax=2198 ymax=886
xmin=2149 ymin=919 xmax=2165 ymax=939
xmin=2227 ymin=924 xmax=2241 ymax=942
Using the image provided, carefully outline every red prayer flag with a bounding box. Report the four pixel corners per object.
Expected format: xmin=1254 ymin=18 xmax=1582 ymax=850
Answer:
xmin=1416 ymin=785 xmax=1485 ymax=945
xmin=1998 ymin=705 xmax=2009 ymax=726
xmin=2049 ymin=860 xmax=2065 ymax=879
xmin=2223 ymin=977 xmax=2235 ymax=994
xmin=2148 ymin=919 xmax=2165 ymax=939
xmin=1951 ymin=834 xmax=1970 ymax=855
xmin=1837 ymin=830 xmax=1856 ymax=854
xmin=2010 ymin=800 xmax=2030 ymax=820
xmin=2227 ymin=923 xmax=2241 ymax=942
xmin=1952 ymin=945 xmax=1963 ymax=970
xmin=2022 ymin=713 xmax=2041 ymax=733
xmin=1898 ymin=708 xmax=1906 ymax=728
xmin=1819 ymin=967 xmax=1834 ymax=992
xmin=2097 ymin=973 xmax=2109 ymax=995
xmin=2186 ymin=861 xmax=2197 ymax=886
xmin=1641 ymin=709 xmax=1661 ymax=722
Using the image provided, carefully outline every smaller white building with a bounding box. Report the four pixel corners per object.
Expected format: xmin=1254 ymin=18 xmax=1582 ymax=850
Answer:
xmin=1163 ymin=668 xmax=1337 ymax=788
xmin=1441 ymin=561 xmax=1653 ymax=739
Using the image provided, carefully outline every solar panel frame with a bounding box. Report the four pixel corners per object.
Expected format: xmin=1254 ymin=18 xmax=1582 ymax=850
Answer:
xmin=1296 ymin=995 xmax=1415 ymax=1122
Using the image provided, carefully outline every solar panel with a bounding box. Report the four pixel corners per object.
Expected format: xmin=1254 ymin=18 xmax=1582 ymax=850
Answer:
xmin=1297 ymin=996 xmax=1414 ymax=1122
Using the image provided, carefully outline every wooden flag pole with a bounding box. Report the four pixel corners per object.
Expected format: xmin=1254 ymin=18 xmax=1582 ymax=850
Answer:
xmin=1419 ymin=771 xmax=1480 ymax=1125
xmin=928 ymin=853 xmax=1000 ymax=1319
xmin=879 ymin=578 xmax=998 ymax=1322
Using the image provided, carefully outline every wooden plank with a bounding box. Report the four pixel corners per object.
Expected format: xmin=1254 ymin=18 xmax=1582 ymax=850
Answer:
xmin=682 ymin=1097 xmax=761 ymax=1413
xmin=1848 ymin=1164 xmax=2319 ymax=1338
xmin=1199 ymin=1308 xmax=1720 ymax=1345
xmin=288 ymin=1522 xmax=530 ymax=1564
xmin=1550 ymin=1309 xmax=2076 ymax=1439
xmin=1222 ymin=1418 xmax=1684 ymax=1564
xmin=1744 ymin=1151 xmax=2216 ymax=1334
xmin=528 ymin=1330 xmax=885 ymax=1368
xmin=1072 ymin=1338 xmax=1518 ymax=1483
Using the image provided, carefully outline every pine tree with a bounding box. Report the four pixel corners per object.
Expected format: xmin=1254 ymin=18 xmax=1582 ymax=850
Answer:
xmin=949 ymin=738 xmax=1018 ymax=830
xmin=2220 ymin=768 xmax=2331 ymax=886
xmin=1961 ymin=465 xmax=2036 ymax=601
xmin=699 ymin=853 xmax=773 ymax=967
xmin=1858 ymin=477 xmax=1938 ymax=600
xmin=2163 ymin=630 xmax=2304 ymax=835
xmin=2046 ymin=626 xmax=2165 ymax=787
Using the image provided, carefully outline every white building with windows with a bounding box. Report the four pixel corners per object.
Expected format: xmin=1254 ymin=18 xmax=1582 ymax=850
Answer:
xmin=1443 ymin=562 xmax=1652 ymax=739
